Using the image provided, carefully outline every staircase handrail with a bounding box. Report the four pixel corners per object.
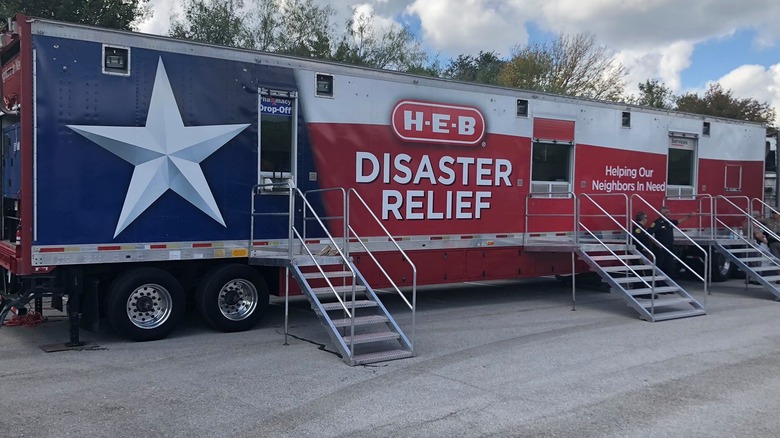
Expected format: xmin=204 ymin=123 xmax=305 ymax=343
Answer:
xmin=714 ymin=195 xmax=750 ymax=239
xmin=575 ymin=193 xmax=630 ymax=245
xmin=251 ymin=181 xmax=358 ymax=317
xmin=717 ymin=197 xmax=780 ymax=270
xmin=662 ymin=194 xmax=714 ymax=238
xmin=577 ymin=194 xmax=657 ymax=291
xmin=578 ymin=222 xmax=659 ymax=312
xmin=347 ymin=189 xmax=416 ymax=313
xmin=523 ymin=191 xmax=576 ymax=246
xmin=303 ymin=188 xmax=348 ymax=256
xmin=630 ymin=194 xmax=708 ymax=290
xmin=290 ymin=226 xmax=356 ymax=320
xmin=749 ymin=198 xmax=780 ymax=246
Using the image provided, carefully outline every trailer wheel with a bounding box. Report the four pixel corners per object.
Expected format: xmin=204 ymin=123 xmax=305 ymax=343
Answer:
xmin=710 ymin=252 xmax=734 ymax=282
xmin=196 ymin=264 xmax=269 ymax=332
xmin=107 ymin=268 xmax=185 ymax=341
xmin=688 ymin=252 xmax=734 ymax=283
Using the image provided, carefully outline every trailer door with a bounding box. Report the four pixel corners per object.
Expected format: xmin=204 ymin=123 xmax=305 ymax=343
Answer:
xmin=667 ymin=134 xmax=698 ymax=199
xmin=258 ymin=89 xmax=298 ymax=190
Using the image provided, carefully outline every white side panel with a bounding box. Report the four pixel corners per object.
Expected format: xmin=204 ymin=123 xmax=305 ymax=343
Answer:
xmin=295 ymin=69 xmax=765 ymax=162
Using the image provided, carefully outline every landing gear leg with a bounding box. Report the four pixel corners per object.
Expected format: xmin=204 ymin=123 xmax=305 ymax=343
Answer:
xmin=66 ymin=269 xmax=85 ymax=348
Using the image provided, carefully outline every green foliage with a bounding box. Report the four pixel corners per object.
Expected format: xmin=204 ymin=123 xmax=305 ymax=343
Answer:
xmin=1 ymin=0 xmax=151 ymax=31
xmin=442 ymin=51 xmax=504 ymax=85
xmin=498 ymin=32 xmax=625 ymax=100
xmin=169 ymin=0 xmax=430 ymax=70
xmin=404 ymin=57 xmax=444 ymax=77
xmin=627 ymin=79 xmax=675 ymax=109
xmin=169 ymin=0 xmax=250 ymax=47
xmin=675 ymin=83 xmax=775 ymax=124
xmin=331 ymin=7 xmax=427 ymax=71
xmin=271 ymin=0 xmax=334 ymax=58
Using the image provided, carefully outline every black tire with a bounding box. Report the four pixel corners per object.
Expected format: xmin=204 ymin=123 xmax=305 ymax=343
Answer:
xmin=107 ymin=267 xmax=185 ymax=341
xmin=196 ymin=264 xmax=269 ymax=332
xmin=710 ymin=252 xmax=734 ymax=282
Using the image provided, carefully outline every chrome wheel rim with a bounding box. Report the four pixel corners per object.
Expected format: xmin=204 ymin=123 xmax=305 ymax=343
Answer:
xmin=218 ymin=279 xmax=258 ymax=321
xmin=126 ymin=283 xmax=173 ymax=329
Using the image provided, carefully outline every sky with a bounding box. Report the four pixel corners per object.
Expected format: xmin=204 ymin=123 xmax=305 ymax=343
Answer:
xmin=138 ymin=0 xmax=780 ymax=125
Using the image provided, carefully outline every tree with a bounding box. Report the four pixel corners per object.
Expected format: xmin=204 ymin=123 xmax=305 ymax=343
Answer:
xmin=675 ymin=83 xmax=776 ymax=125
xmin=443 ymin=51 xmax=504 ymax=85
xmin=498 ymin=32 xmax=625 ymax=100
xmin=332 ymin=7 xmax=427 ymax=71
xmin=169 ymin=0 xmax=250 ymax=48
xmin=1 ymin=0 xmax=151 ymax=31
xmin=270 ymin=0 xmax=334 ymax=59
xmin=168 ymin=0 xmax=430 ymax=69
xmin=627 ymin=79 xmax=675 ymax=109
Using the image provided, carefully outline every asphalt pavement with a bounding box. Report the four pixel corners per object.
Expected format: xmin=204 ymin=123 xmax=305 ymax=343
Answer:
xmin=2 ymin=276 xmax=780 ymax=437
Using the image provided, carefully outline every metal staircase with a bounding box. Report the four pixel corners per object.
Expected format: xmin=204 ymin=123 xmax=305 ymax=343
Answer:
xmin=250 ymin=183 xmax=415 ymax=366
xmin=289 ymin=255 xmax=413 ymax=365
xmin=525 ymin=192 xmax=706 ymax=321
xmin=711 ymin=196 xmax=780 ymax=300
xmin=576 ymin=241 xmax=705 ymax=321
xmin=714 ymin=239 xmax=780 ymax=299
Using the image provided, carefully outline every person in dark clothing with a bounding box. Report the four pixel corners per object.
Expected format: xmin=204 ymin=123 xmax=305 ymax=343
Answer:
xmin=632 ymin=211 xmax=652 ymax=260
xmin=647 ymin=206 xmax=693 ymax=276
xmin=761 ymin=211 xmax=780 ymax=259
xmin=630 ymin=211 xmax=653 ymax=292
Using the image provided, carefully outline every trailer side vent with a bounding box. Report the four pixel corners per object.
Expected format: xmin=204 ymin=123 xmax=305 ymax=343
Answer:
xmin=703 ymin=121 xmax=711 ymax=136
xmin=516 ymin=99 xmax=529 ymax=117
xmin=102 ymin=45 xmax=130 ymax=76
xmin=315 ymin=73 xmax=334 ymax=97
xmin=621 ymin=111 xmax=631 ymax=128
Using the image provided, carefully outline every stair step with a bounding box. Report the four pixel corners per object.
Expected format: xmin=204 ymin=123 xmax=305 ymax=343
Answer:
xmin=738 ymin=257 xmax=771 ymax=263
xmin=292 ymin=255 xmax=347 ymax=266
xmin=321 ymin=300 xmax=378 ymax=311
xmin=757 ymin=275 xmax=780 ymax=282
xmin=750 ymin=266 xmax=779 ymax=272
xmin=351 ymin=349 xmax=414 ymax=366
xmin=332 ymin=315 xmax=389 ymax=328
xmin=341 ymin=331 xmax=400 ymax=345
xmin=310 ymin=285 xmax=367 ymax=296
xmin=602 ymin=265 xmax=653 ymax=273
xmin=589 ymin=254 xmax=642 ymax=261
xmin=649 ymin=308 xmax=706 ymax=321
xmin=636 ymin=296 xmax=693 ymax=307
xmin=728 ymin=248 xmax=759 ymax=254
xmin=629 ymin=286 xmax=679 ymax=295
xmin=302 ymin=270 xmax=353 ymax=279
xmin=581 ymin=245 xmax=631 ymax=253
xmin=613 ymin=276 xmax=668 ymax=284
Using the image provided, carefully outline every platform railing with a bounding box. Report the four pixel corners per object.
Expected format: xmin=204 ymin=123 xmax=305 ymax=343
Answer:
xmin=348 ymin=188 xmax=417 ymax=353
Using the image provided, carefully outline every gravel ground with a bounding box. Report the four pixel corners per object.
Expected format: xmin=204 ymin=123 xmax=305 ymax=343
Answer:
xmin=2 ymin=276 xmax=780 ymax=437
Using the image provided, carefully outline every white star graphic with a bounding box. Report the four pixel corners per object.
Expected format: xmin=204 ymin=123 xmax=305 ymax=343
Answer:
xmin=68 ymin=58 xmax=250 ymax=238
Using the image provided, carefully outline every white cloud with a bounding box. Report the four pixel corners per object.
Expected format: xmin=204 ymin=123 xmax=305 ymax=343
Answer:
xmin=137 ymin=0 xmax=180 ymax=35
xmin=406 ymin=0 xmax=528 ymax=57
xmin=717 ymin=63 xmax=780 ymax=123
xmin=617 ymin=41 xmax=694 ymax=94
xmin=351 ymin=3 xmax=398 ymax=32
xmin=136 ymin=0 xmax=780 ymax=123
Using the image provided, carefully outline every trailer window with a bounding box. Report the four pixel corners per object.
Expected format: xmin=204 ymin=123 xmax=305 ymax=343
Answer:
xmin=667 ymin=135 xmax=697 ymax=198
xmin=102 ymin=45 xmax=130 ymax=76
xmin=315 ymin=73 xmax=333 ymax=98
xmin=531 ymin=141 xmax=571 ymax=195
xmin=516 ymin=99 xmax=529 ymax=117
xmin=259 ymin=91 xmax=297 ymax=192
